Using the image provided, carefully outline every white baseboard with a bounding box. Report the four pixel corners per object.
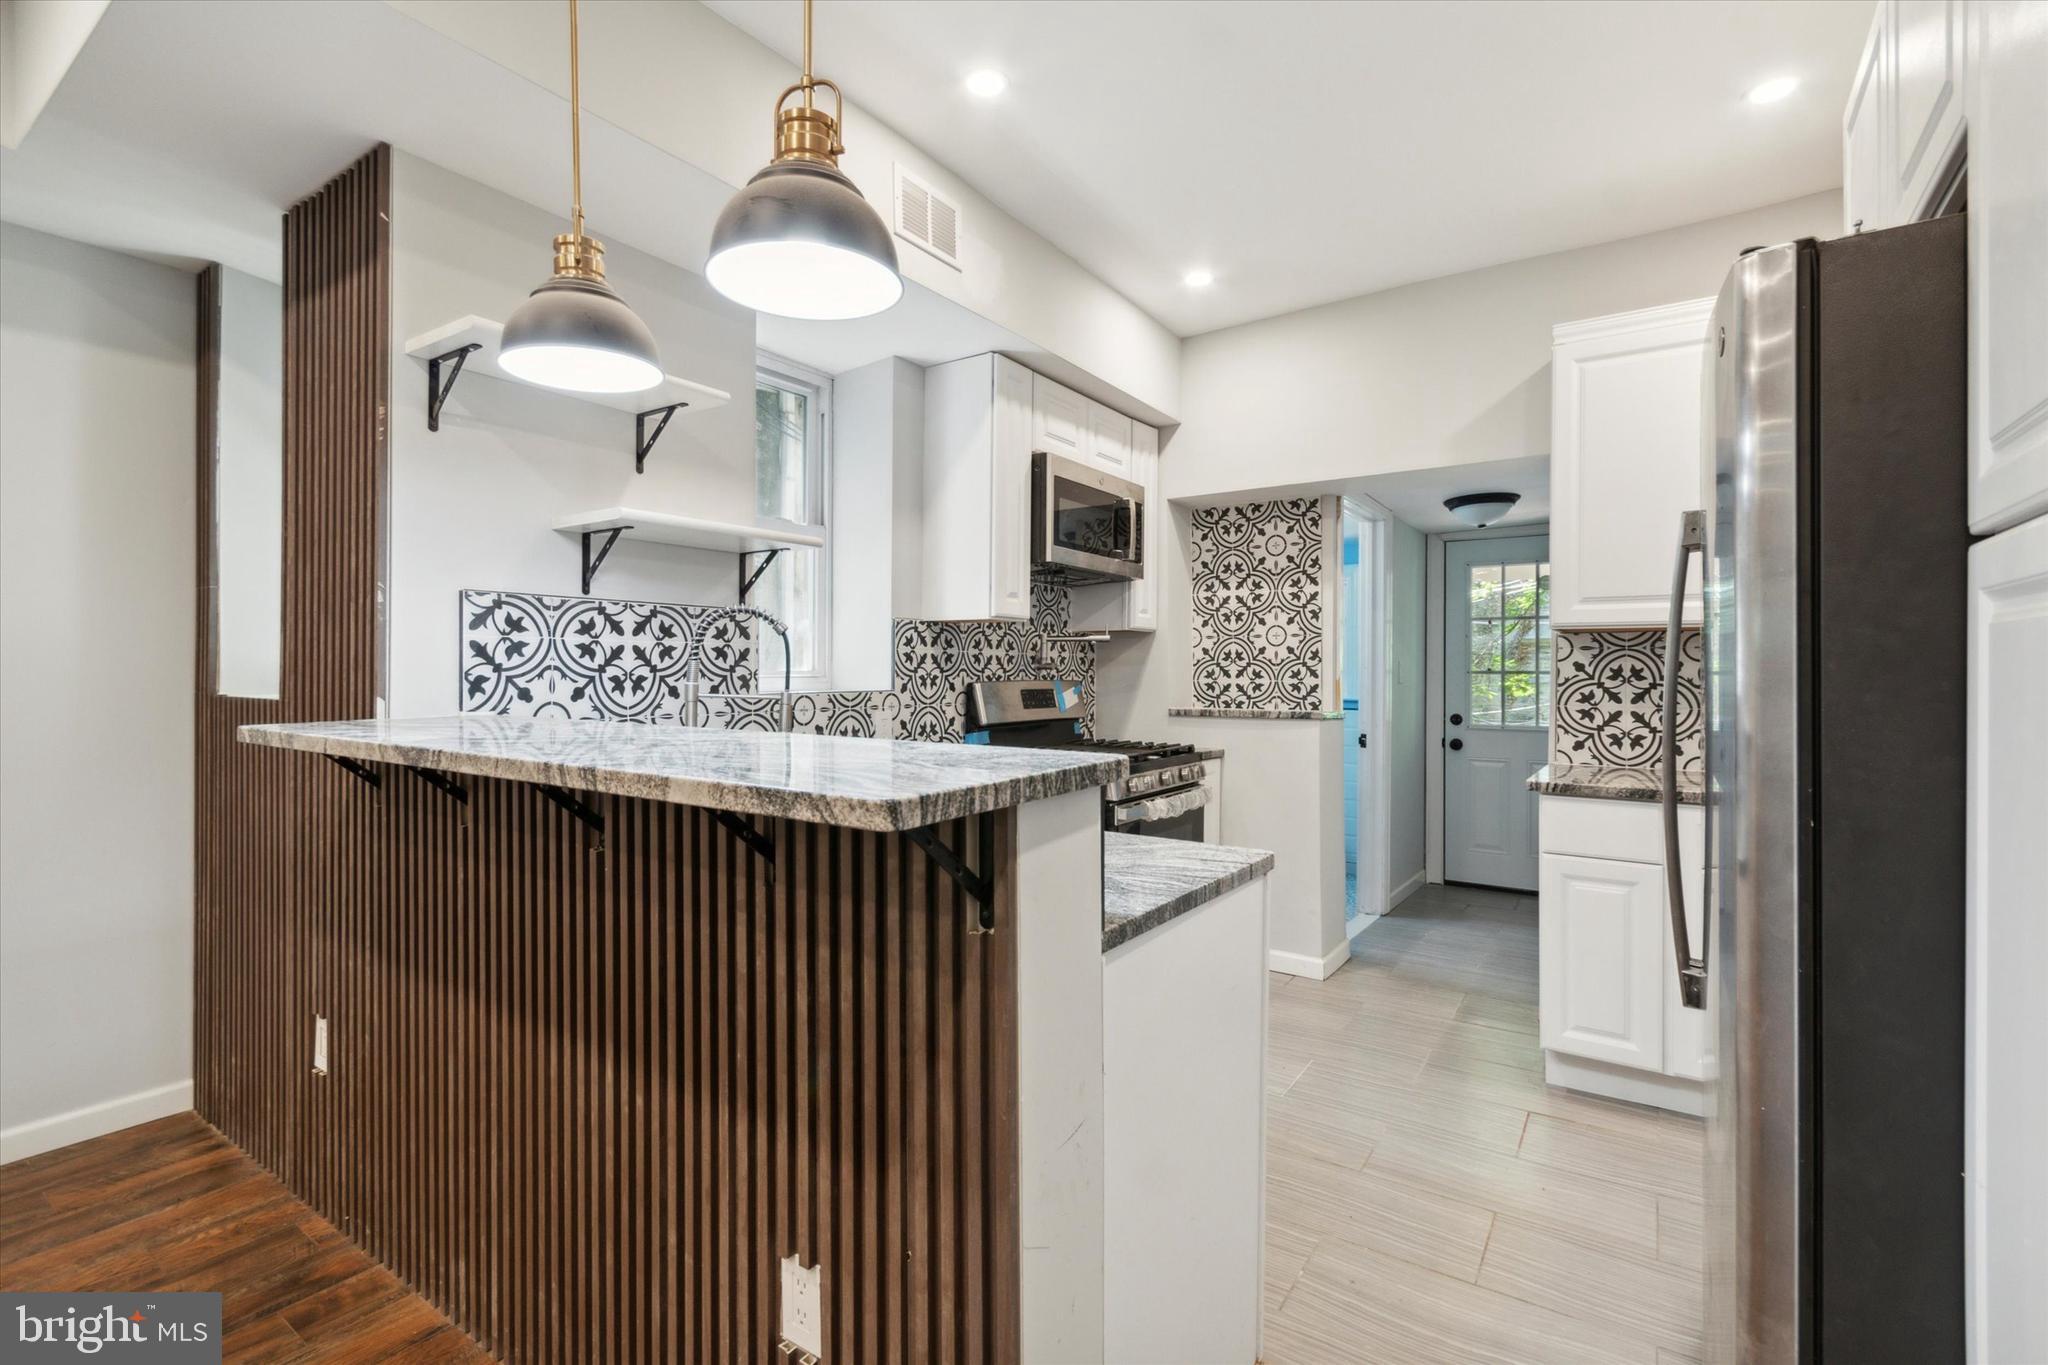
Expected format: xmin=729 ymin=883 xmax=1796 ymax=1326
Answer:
xmin=1543 ymin=1051 xmax=1704 ymax=1117
xmin=1269 ymin=940 xmax=1351 ymax=980
xmin=1388 ymin=868 xmax=1427 ymax=909
xmin=0 ymin=1080 xmax=194 ymax=1166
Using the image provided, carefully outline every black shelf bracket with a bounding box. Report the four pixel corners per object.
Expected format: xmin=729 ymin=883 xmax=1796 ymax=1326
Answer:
xmin=738 ymin=547 xmax=783 ymax=604
xmin=535 ymin=784 xmax=604 ymax=846
xmin=407 ymin=767 xmax=469 ymax=806
xmin=634 ymin=403 xmax=687 ymax=474
xmin=908 ymin=811 xmax=997 ymax=933
xmin=714 ymin=810 xmax=776 ymax=869
xmin=326 ymin=755 xmax=382 ymax=790
xmin=580 ymin=525 xmax=631 ymax=595
xmin=426 ymin=343 xmax=482 ymax=433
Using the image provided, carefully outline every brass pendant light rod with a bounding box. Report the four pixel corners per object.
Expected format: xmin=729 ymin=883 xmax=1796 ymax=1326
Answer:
xmin=569 ymin=0 xmax=584 ymax=240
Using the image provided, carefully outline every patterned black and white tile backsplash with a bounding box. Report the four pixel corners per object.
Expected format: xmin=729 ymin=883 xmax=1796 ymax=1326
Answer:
xmin=461 ymin=590 xmax=755 ymax=723
xmin=1551 ymin=628 xmax=1703 ymax=775
xmin=891 ymin=578 xmax=1096 ymax=742
xmin=1189 ymin=498 xmax=1326 ymax=711
xmin=460 ymin=580 xmax=1092 ymax=744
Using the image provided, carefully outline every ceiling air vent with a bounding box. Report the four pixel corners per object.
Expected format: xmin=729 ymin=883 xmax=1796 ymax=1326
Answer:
xmin=894 ymin=164 xmax=961 ymax=270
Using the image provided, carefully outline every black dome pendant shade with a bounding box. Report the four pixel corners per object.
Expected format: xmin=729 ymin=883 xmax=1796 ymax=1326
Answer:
xmin=706 ymin=0 xmax=902 ymax=321
xmin=498 ymin=0 xmax=663 ymax=394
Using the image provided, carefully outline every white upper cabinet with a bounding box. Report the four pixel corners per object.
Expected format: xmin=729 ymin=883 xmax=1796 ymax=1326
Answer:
xmin=1085 ymin=400 xmax=1133 ymax=475
xmin=923 ymin=353 xmax=1033 ymax=621
xmin=1966 ymin=0 xmax=2048 ymax=535
xmin=1031 ymin=373 xmax=1087 ymax=464
xmin=1069 ymin=421 xmax=1160 ymax=633
xmin=1844 ymin=1 xmax=1970 ymax=236
xmin=1844 ymin=8 xmax=1891 ymax=235
xmin=1893 ymin=0 xmax=1967 ymax=219
xmin=1549 ymin=299 xmax=1713 ymax=629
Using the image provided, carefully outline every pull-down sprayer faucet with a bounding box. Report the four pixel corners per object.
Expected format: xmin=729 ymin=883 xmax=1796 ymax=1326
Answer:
xmin=680 ymin=605 xmax=794 ymax=730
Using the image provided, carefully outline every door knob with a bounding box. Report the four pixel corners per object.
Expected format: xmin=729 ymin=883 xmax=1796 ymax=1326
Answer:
xmin=1449 ymin=713 xmax=1464 ymax=726
xmin=1357 ymin=734 xmax=1368 ymax=749
xmin=1448 ymin=738 xmax=1464 ymax=751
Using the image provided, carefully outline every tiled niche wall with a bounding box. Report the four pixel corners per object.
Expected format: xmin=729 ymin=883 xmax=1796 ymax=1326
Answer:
xmin=1188 ymin=498 xmax=1330 ymax=711
xmin=1551 ymin=627 xmax=1704 ymax=776
xmin=459 ymin=580 xmax=1095 ymax=742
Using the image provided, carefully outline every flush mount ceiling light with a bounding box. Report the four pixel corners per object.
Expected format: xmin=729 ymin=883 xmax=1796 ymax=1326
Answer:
xmin=498 ymin=0 xmax=664 ymax=394
xmin=1182 ymin=267 xmax=1215 ymax=289
xmin=1746 ymin=75 xmax=1800 ymax=105
xmin=1444 ymin=492 xmax=1521 ymax=528
xmin=964 ymin=68 xmax=1008 ymax=98
xmin=706 ymin=0 xmax=903 ymax=321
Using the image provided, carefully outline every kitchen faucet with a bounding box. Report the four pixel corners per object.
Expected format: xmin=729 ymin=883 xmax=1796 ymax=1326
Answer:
xmin=680 ymin=604 xmax=794 ymax=731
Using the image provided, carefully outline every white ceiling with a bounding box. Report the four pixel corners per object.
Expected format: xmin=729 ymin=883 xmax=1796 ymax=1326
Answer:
xmin=705 ymin=0 xmax=1872 ymax=336
xmin=1173 ymin=454 xmax=1550 ymax=535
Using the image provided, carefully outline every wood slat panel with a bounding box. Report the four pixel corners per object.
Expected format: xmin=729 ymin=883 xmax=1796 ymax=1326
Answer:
xmin=193 ymin=145 xmax=1022 ymax=1365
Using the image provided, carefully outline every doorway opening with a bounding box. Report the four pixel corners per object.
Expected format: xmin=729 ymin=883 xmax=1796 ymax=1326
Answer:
xmin=1341 ymin=498 xmax=1391 ymax=934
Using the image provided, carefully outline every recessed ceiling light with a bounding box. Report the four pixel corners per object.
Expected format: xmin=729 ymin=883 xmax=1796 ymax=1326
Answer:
xmin=1182 ymin=267 xmax=1215 ymax=289
xmin=1746 ymin=75 xmax=1799 ymax=105
xmin=965 ymin=69 xmax=1007 ymax=98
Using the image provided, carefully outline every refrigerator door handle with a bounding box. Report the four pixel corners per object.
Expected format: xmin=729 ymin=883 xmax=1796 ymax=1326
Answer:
xmin=1664 ymin=510 xmax=1708 ymax=1010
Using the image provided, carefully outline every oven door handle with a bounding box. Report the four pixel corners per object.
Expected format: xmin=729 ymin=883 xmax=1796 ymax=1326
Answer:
xmin=1110 ymin=786 xmax=1209 ymax=827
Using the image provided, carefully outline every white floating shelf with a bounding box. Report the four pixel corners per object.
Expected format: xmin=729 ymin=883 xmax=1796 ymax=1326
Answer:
xmin=405 ymin=314 xmax=730 ymax=417
xmin=555 ymin=508 xmax=825 ymax=556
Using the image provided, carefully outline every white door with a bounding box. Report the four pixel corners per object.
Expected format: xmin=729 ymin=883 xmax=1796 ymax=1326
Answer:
xmin=1539 ymin=853 xmax=1666 ymax=1070
xmin=1445 ymin=534 xmax=1550 ymax=890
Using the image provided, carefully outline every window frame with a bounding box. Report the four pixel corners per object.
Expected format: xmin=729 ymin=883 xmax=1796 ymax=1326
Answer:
xmin=752 ymin=351 xmax=832 ymax=691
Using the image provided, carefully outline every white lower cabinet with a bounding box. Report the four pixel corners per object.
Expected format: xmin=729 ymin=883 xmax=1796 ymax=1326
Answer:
xmin=1537 ymin=795 xmax=1708 ymax=1112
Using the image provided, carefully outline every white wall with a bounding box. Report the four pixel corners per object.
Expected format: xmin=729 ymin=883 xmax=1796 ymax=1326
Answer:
xmin=1166 ymin=191 xmax=1841 ymax=500
xmin=0 ymin=0 xmax=109 ymax=149
xmin=385 ymin=0 xmax=1182 ymax=423
xmin=830 ymin=355 xmax=923 ymax=690
xmin=386 ymin=150 xmax=761 ymax=717
xmin=213 ymin=264 xmax=281 ymax=699
xmin=0 ymin=223 xmax=195 ymax=1162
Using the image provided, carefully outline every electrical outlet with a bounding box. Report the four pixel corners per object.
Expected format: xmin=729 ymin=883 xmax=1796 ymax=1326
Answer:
xmin=778 ymin=1254 xmax=822 ymax=1358
xmin=312 ymin=1015 xmax=329 ymax=1076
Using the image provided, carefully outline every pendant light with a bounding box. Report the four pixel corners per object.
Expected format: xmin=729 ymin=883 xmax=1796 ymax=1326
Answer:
xmin=498 ymin=0 xmax=663 ymax=394
xmin=706 ymin=0 xmax=903 ymax=321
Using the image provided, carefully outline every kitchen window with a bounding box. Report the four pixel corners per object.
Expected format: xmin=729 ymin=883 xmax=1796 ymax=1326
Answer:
xmin=753 ymin=353 xmax=831 ymax=689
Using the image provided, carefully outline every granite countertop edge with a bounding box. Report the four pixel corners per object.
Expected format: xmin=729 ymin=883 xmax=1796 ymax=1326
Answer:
xmin=239 ymin=717 xmax=1127 ymax=833
xmin=1529 ymin=763 xmax=1706 ymax=806
xmin=1101 ymin=833 xmax=1276 ymax=953
xmin=1167 ymin=706 xmax=1344 ymax=722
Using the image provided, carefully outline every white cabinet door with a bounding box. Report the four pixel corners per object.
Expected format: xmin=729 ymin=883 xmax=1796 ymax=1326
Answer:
xmin=1966 ymin=0 xmax=2048 ymax=536
xmin=1085 ymin=400 xmax=1132 ymax=475
xmin=1032 ymin=373 xmax=1087 ymax=464
xmin=1965 ymin=515 xmax=2048 ymax=1365
xmin=1539 ymin=853 xmax=1665 ymax=1071
xmin=991 ymin=357 xmax=1034 ymax=620
xmin=1844 ymin=4 xmax=1892 ymax=234
xmin=1662 ymin=809 xmax=1710 ymax=1081
xmin=1893 ymin=0 xmax=1967 ymax=219
xmin=1549 ymin=299 xmax=1712 ymax=628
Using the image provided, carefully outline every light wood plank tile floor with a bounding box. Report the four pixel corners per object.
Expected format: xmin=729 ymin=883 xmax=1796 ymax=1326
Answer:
xmin=1263 ymin=884 xmax=1706 ymax=1365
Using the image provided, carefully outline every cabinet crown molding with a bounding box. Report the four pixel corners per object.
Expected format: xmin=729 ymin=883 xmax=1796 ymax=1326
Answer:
xmin=1551 ymin=296 xmax=1715 ymax=347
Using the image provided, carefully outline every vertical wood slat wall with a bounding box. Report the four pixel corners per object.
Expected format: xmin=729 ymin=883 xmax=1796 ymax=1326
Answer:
xmin=193 ymin=146 xmax=1023 ymax=1363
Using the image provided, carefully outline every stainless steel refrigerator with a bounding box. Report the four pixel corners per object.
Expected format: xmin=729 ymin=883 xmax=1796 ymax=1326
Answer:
xmin=1663 ymin=215 xmax=1968 ymax=1364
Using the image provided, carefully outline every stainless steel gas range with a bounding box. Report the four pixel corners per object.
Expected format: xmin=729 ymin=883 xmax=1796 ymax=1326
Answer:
xmin=965 ymin=679 xmax=1207 ymax=840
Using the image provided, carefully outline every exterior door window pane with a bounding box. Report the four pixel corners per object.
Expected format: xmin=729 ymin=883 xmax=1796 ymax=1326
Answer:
xmin=1466 ymin=557 xmax=1552 ymax=730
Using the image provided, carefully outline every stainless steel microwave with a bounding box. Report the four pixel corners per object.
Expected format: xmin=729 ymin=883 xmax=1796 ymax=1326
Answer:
xmin=1031 ymin=451 xmax=1145 ymax=582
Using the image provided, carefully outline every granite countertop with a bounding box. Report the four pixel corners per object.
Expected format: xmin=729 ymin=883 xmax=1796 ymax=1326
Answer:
xmin=1101 ymin=833 xmax=1276 ymax=952
xmin=239 ymin=716 xmax=1126 ymax=833
xmin=1529 ymin=763 xmax=1706 ymax=806
xmin=1188 ymin=747 xmax=1226 ymax=761
xmin=1168 ymin=706 xmax=1344 ymax=722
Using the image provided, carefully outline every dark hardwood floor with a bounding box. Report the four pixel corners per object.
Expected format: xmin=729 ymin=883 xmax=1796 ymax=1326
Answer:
xmin=0 ymin=1113 xmax=490 ymax=1363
